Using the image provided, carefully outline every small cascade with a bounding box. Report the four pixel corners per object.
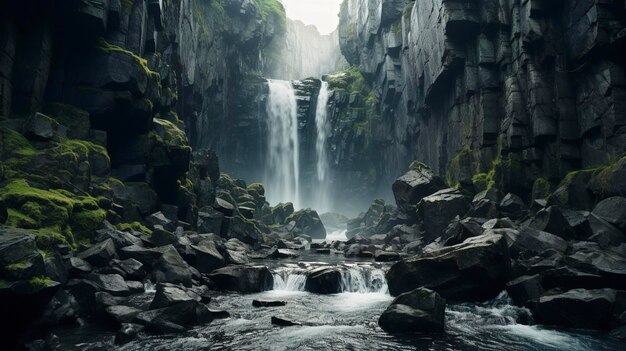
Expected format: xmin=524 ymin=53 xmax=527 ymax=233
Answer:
xmin=314 ymin=81 xmax=331 ymax=213
xmin=265 ymin=80 xmax=300 ymax=208
xmin=272 ymin=266 xmax=308 ymax=291
xmin=339 ymin=265 xmax=388 ymax=294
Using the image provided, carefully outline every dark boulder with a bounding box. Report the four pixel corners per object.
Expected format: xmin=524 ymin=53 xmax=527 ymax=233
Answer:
xmin=105 ymin=305 xmax=142 ymax=325
xmin=67 ymin=257 xmax=93 ymax=277
xmin=87 ymin=273 xmax=130 ymax=296
xmin=150 ymin=283 xmax=196 ymax=309
xmin=304 ymin=266 xmax=343 ymax=294
xmin=508 ymin=227 xmax=568 ymax=258
xmin=208 ymin=265 xmax=273 ymax=292
xmin=76 ymin=239 xmax=117 ymax=267
xmin=151 ymin=228 xmax=178 ymax=247
xmin=191 ymin=242 xmax=226 ymax=273
xmin=134 ymin=300 xmax=212 ymax=333
xmin=592 ymin=197 xmax=626 ymax=232
xmin=392 ymin=163 xmax=446 ymax=213
xmin=110 ymin=258 xmax=145 ymax=281
xmin=151 ymin=246 xmax=193 ymax=287
xmin=379 ymin=288 xmax=446 ymax=334
xmin=586 ymin=214 xmax=624 ymax=248
xmin=387 ymin=233 xmax=510 ymax=301
xmin=285 ymin=209 xmax=327 ymax=239
xmin=271 ymin=316 xmax=300 ymax=326
xmin=528 ymin=206 xmax=576 ymax=239
xmin=506 ymin=275 xmax=543 ymax=308
xmin=147 ymin=211 xmax=176 ymax=232
xmin=498 ymin=193 xmax=525 ymax=219
xmin=253 ymin=300 xmax=287 ymax=307
xmin=375 ymin=251 xmax=401 ymax=262
xmin=535 ymin=289 xmax=617 ymax=330
xmin=94 ymin=228 xmax=143 ymax=249
xmin=417 ymin=188 xmax=470 ymax=243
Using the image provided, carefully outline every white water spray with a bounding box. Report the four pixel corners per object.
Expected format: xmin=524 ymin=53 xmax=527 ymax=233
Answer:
xmin=314 ymin=81 xmax=331 ymax=213
xmin=265 ymin=80 xmax=300 ymax=208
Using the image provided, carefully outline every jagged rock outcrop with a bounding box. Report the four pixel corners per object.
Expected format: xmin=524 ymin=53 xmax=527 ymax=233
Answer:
xmin=339 ymin=0 xmax=626 ymax=199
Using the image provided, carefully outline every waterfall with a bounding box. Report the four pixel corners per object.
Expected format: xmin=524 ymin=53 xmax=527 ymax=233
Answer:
xmin=314 ymin=81 xmax=331 ymax=213
xmin=272 ymin=265 xmax=389 ymax=294
xmin=265 ymin=80 xmax=300 ymax=208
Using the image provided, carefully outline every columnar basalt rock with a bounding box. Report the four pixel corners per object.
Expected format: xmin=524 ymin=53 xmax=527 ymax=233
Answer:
xmin=339 ymin=0 xmax=626 ymax=198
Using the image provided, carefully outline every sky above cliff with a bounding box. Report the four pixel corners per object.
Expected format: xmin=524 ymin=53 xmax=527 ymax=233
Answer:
xmin=281 ymin=0 xmax=343 ymax=35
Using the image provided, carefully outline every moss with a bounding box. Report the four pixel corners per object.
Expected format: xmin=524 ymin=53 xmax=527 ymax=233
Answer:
xmin=96 ymin=38 xmax=159 ymax=79
xmin=116 ymin=222 xmax=152 ymax=235
xmin=153 ymin=118 xmax=189 ymax=147
xmin=5 ymin=260 xmax=29 ymax=271
xmin=0 ymin=179 xmax=106 ymax=248
xmin=30 ymin=276 xmax=54 ymax=288
xmin=122 ymin=0 xmax=134 ymax=10
xmin=254 ymin=0 xmax=286 ymax=31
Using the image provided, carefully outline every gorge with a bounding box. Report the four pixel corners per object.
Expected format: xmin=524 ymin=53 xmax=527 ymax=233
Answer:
xmin=1 ymin=1 xmax=626 ymax=350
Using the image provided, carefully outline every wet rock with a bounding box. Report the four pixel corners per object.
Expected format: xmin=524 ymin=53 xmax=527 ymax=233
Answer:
xmin=316 ymin=248 xmax=331 ymax=254
xmin=585 ymin=214 xmax=624 ymax=248
xmin=285 ymin=209 xmax=327 ymax=239
xmin=387 ymin=233 xmax=510 ymax=301
xmin=392 ymin=163 xmax=446 ymax=213
xmin=271 ymin=316 xmax=300 ymax=326
xmin=253 ymin=300 xmax=287 ymax=307
xmin=76 ymin=239 xmax=117 ymax=267
xmin=151 ymin=228 xmax=178 ymax=247
xmin=528 ymin=206 xmax=576 ymax=239
xmin=417 ymin=188 xmax=470 ymax=243
xmin=152 ymin=245 xmax=193 ymax=287
xmin=119 ymin=245 xmax=164 ymax=266
xmin=214 ymin=198 xmax=235 ymax=216
xmin=267 ymin=248 xmax=300 ymax=259
xmin=506 ymin=275 xmax=544 ymax=308
xmin=126 ymin=280 xmax=144 ymax=294
xmin=147 ymin=211 xmax=176 ymax=232
xmin=191 ymin=242 xmax=226 ymax=273
xmin=509 ymin=227 xmax=568 ymax=258
xmin=150 ymin=283 xmax=196 ymax=309
xmin=110 ymin=258 xmax=145 ymax=281
xmin=115 ymin=323 xmax=144 ymax=345
xmin=379 ymin=288 xmax=445 ymax=334
xmin=105 ymin=305 xmax=142 ymax=325
xmin=134 ymin=300 xmax=211 ymax=333
xmin=208 ymin=265 xmax=273 ymax=292
xmin=94 ymin=228 xmax=143 ymax=249
xmin=499 ymin=193 xmax=525 ymax=219
xmin=444 ymin=217 xmax=485 ymax=246
xmin=592 ymin=196 xmax=626 ymax=232
xmin=375 ymin=252 xmax=401 ymax=262
xmin=535 ymin=289 xmax=617 ymax=330
xmin=67 ymin=257 xmax=93 ymax=277
xmin=87 ymin=273 xmax=130 ymax=296
xmin=305 ymin=266 xmax=342 ymax=294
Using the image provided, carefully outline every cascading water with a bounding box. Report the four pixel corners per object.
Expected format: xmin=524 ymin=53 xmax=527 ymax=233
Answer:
xmin=265 ymin=80 xmax=300 ymax=208
xmin=313 ymin=81 xmax=331 ymax=213
xmin=272 ymin=264 xmax=388 ymax=294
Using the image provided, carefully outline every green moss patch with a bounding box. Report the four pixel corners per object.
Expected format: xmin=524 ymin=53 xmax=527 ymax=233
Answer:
xmin=116 ymin=221 xmax=152 ymax=235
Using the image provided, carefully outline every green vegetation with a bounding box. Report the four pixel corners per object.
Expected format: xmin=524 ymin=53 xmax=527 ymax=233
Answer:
xmin=116 ymin=221 xmax=152 ymax=235
xmin=254 ymin=0 xmax=286 ymax=31
xmin=96 ymin=38 xmax=160 ymax=79
xmin=30 ymin=276 xmax=55 ymax=288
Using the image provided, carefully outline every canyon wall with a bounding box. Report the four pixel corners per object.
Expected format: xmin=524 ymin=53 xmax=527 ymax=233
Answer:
xmin=338 ymin=0 xmax=626 ymax=197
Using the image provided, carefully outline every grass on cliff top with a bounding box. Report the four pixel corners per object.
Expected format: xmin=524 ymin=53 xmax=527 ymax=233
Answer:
xmin=255 ymin=0 xmax=286 ymax=31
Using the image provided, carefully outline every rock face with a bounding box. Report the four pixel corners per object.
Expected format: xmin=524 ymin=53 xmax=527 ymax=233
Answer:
xmin=378 ymin=288 xmax=446 ymax=334
xmin=338 ymin=0 xmax=626 ymax=196
xmin=263 ymin=19 xmax=348 ymax=80
xmin=535 ymin=289 xmax=617 ymax=330
xmin=393 ymin=163 xmax=447 ymax=213
xmin=386 ymin=233 xmax=510 ymax=301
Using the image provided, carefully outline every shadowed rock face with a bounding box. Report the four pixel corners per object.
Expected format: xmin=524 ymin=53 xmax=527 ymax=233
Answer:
xmin=339 ymin=0 xmax=626 ymax=196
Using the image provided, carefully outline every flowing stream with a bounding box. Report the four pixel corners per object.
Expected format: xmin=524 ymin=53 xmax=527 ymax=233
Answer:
xmin=265 ymin=80 xmax=300 ymax=208
xmin=54 ymin=253 xmax=624 ymax=351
